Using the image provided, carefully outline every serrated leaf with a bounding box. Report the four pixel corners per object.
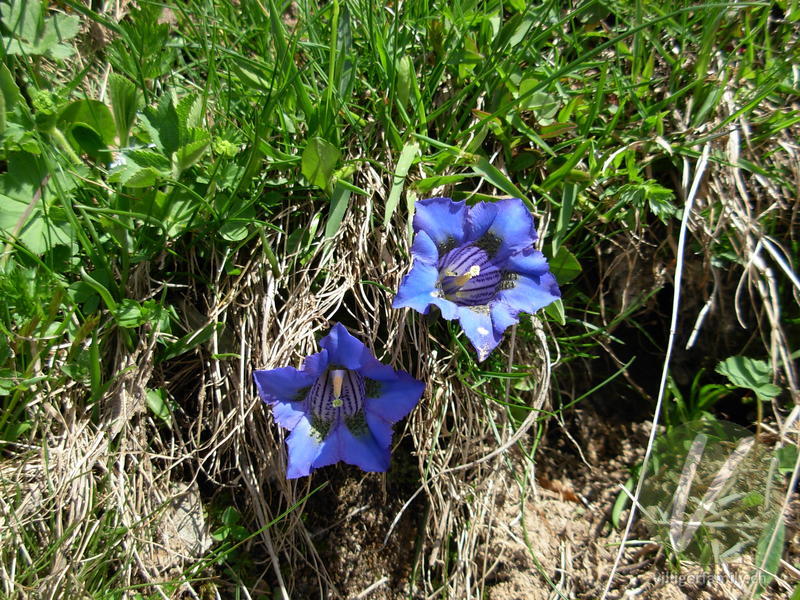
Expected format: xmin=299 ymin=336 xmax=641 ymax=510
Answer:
xmin=302 ymin=137 xmax=341 ymax=191
xmin=110 ymin=164 xmax=163 ymax=188
xmin=143 ymin=94 xmax=180 ymax=155
xmin=176 ymin=95 xmax=203 ymax=133
xmin=172 ymin=138 xmax=210 ymax=176
xmin=109 ymin=74 xmax=141 ymax=147
xmin=383 ymin=141 xmax=419 ymax=227
xmin=0 ymin=0 xmax=42 ymax=46
xmin=127 ymin=149 xmax=171 ymax=170
xmin=716 ymin=356 xmax=781 ymax=400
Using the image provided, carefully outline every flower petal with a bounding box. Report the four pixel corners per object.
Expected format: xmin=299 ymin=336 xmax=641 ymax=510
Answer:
xmin=456 ymin=306 xmax=503 ymax=361
xmin=497 ymin=271 xmax=561 ymax=315
xmin=270 ymin=399 xmax=307 ymax=431
xmin=505 ymin=247 xmax=555 ymax=279
xmin=465 ymin=200 xmax=499 ymax=241
xmin=413 ymin=197 xmax=468 ymax=247
xmin=490 ymin=301 xmax=521 ymax=338
xmin=431 ymin=295 xmax=460 ymax=320
xmin=301 ymin=349 xmax=329 ymax=377
xmin=339 ymin=426 xmax=390 ymax=472
xmin=319 ymin=323 xmax=372 ymax=369
xmin=409 ymin=229 xmax=439 ymax=265
xmin=253 ymin=367 xmax=315 ymax=403
xmin=285 ymin=417 xmax=324 ymax=479
xmin=468 ymin=198 xmax=537 ymax=259
xmin=310 ymin=424 xmax=345 ymax=469
xmin=365 ymin=411 xmax=394 ymax=451
xmin=392 ymin=262 xmax=438 ymax=313
xmin=310 ymin=419 xmax=392 ymax=472
xmin=365 ymin=371 xmax=425 ymax=423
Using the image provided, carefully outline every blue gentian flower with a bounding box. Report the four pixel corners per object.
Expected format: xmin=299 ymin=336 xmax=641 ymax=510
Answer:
xmin=392 ymin=197 xmax=561 ymax=361
xmin=253 ymin=323 xmax=425 ymax=478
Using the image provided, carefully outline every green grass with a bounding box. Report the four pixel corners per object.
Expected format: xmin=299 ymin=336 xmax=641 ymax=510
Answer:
xmin=0 ymin=0 xmax=798 ymax=597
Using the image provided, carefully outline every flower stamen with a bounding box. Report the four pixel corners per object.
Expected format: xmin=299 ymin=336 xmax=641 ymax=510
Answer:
xmin=331 ymin=369 xmax=345 ymax=407
xmin=452 ymin=264 xmax=481 ymax=288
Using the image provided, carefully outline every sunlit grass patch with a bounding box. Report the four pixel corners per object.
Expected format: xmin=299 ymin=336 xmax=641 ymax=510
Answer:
xmin=0 ymin=0 xmax=797 ymax=598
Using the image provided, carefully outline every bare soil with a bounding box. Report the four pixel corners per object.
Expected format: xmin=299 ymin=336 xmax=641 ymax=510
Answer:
xmin=288 ymin=407 xmax=798 ymax=600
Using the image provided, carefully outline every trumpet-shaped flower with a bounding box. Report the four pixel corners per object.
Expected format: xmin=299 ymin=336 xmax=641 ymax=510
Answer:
xmin=392 ymin=197 xmax=561 ymax=361
xmin=253 ymin=323 xmax=425 ymax=478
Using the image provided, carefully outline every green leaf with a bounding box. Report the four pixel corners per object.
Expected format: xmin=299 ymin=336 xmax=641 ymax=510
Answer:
xmin=109 ymin=74 xmax=141 ymax=147
xmin=36 ymin=12 xmax=79 ymax=57
xmin=161 ymin=322 xmax=222 ymax=362
xmin=70 ymin=124 xmax=108 ymax=161
xmin=109 ymin=164 xmax=162 ymax=188
xmin=58 ymin=100 xmax=117 ymax=146
xmin=172 ymin=137 xmax=210 ymax=177
xmin=127 ymin=150 xmax=171 ymax=171
xmin=114 ymin=299 xmax=144 ymax=328
xmin=301 ymin=137 xmax=341 ymax=191
xmin=776 ymin=444 xmax=798 ymax=475
xmin=145 ymin=388 xmax=171 ymax=425
xmin=219 ymin=204 xmax=255 ymax=242
xmin=472 ymin=156 xmax=529 ymax=204
xmin=413 ymin=174 xmax=469 ymax=194
xmin=325 ymin=180 xmax=351 ymax=239
xmin=0 ymin=63 xmax=22 ymax=111
xmin=0 ymin=0 xmax=42 ymax=46
xmin=396 ymin=55 xmax=414 ymax=109
xmin=383 ymin=141 xmax=419 ymax=227
xmin=611 ymin=477 xmax=634 ymax=529
xmin=143 ymin=94 xmax=180 ymax=155
xmin=176 ymin=95 xmax=203 ymax=133
xmin=220 ymin=506 xmax=240 ymax=526
xmin=230 ymin=60 xmax=274 ymax=91
xmin=336 ymin=4 xmax=355 ymax=97
xmin=545 ymin=298 xmax=565 ymax=325
xmin=541 ymin=139 xmax=592 ymax=192
xmin=753 ymin=515 xmax=784 ymax=597
xmin=547 ymin=246 xmax=582 ymax=283
xmin=0 ymin=153 xmax=73 ymax=253
xmin=553 ymin=183 xmax=577 ymax=255
xmin=716 ymin=356 xmax=781 ymax=400
xmin=519 ymin=82 xmax=559 ymax=122
xmin=2 ymin=420 xmax=31 ymax=442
